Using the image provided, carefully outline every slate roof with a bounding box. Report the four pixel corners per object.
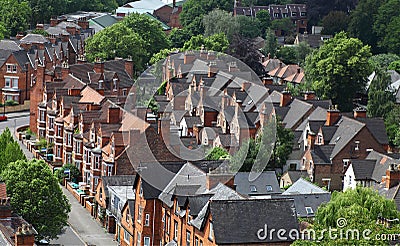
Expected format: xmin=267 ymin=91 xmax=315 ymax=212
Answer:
xmin=311 ymin=145 xmax=334 ymax=164
xmin=101 ymin=175 xmax=136 ymax=199
xmin=275 ymin=193 xmax=331 ymax=218
xmin=283 ymin=178 xmax=329 ymax=195
xmin=183 ymin=116 xmax=201 ymax=128
xmin=350 ymin=159 xmax=376 ymax=180
xmin=282 ymin=99 xmax=313 ymax=129
xmin=262 ymin=58 xmax=285 ymax=72
xmin=367 ymin=151 xmax=400 ymax=183
xmin=0 ymin=40 xmax=21 ymax=51
xmin=296 ymin=106 xmax=327 ymax=131
xmin=89 ymin=14 xmax=118 ymax=29
xmin=373 ymin=182 xmax=400 ymax=211
xmin=210 ymin=199 xmax=299 ymax=244
xmin=356 ymin=117 xmax=389 ymax=145
xmin=0 ymin=49 xmax=13 ymax=68
xmin=285 ymin=170 xmax=309 ymax=184
xmin=20 ymin=34 xmax=48 ymax=44
xmin=234 ymin=172 xmax=281 ymax=196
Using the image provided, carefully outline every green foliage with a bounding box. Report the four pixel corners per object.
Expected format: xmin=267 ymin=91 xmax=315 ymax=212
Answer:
xmin=0 ymin=128 xmax=26 ymax=175
xmin=31 ymin=29 xmax=49 ymax=36
xmin=3 ymin=159 xmax=70 ymax=240
xmin=147 ymin=97 xmax=159 ymax=114
xmin=256 ymin=10 xmax=271 ymax=37
xmin=179 ymin=0 xmax=233 ymax=35
xmin=271 ymin=18 xmax=295 ymax=37
xmin=296 ymin=187 xmax=400 ymax=245
xmin=230 ymin=120 xmax=293 ymax=172
xmin=168 ymin=28 xmax=191 ymax=48
xmin=276 ymin=42 xmax=313 ymax=66
xmin=85 ymin=22 xmax=146 ymax=69
xmin=305 ymin=32 xmax=372 ymax=111
xmin=5 ymin=100 xmax=18 ymax=106
xmin=122 ymin=13 xmax=171 ymax=62
xmin=236 ymin=15 xmax=262 ymax=39
xmin=202 ymin=9 xmax=239 ymax=41
xmin=150 ymin=48 xmax=179 ymax=65
xmin=369 ymin=53 xmax=400 ymax=71
xmin=348 ymin=0 xmax=385 ymax=54
xmin=388 ymin=60 xmax=400 ymax=73
xmin=321 ymin=11 xmax=349 ymax=35
xmin=373 ymin=0 xmax=400 ymax=55
xmin=183 ymin=33 xmax=229 ymax=52
xmin=0 ymin=0 xmax=30 ymax=37
xmin=0 ymin=22 xmax=8 ymax=40
xmin=367 ymin=69 xmax=395 ymax=118
xmin=54 ymin=163 xmax=81 ymax=184
xmin=384 ymin=105 xmax=400 ymax=147
xmin=206 ymin=147 xmax=229 ymax=161
xmin=262 ymin=28 xmax=278 ymax=58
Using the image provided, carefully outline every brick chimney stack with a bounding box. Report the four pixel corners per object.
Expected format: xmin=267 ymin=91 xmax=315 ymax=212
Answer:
xmin=108 ymin=106 xmax=120 ymax=124
xmin=208 ymin=61 xmax=218 ymax=77
xmin=304 ymin=91 xmax=315 ymax=101
xmin=307 ymin=131 xmax=316 ymax=150
xmin=15 ymin=224 xmax=37 ymax=246
xmin=241 ymin=82 xmax=251 ymax=92
xmin=280 ymin=90 xmax=291 ymax=107
xmin=385 ymin=164 xmax=400 ymax=189
xmin=206 ymin=166 xmax=235 ymax=190
xmin=158 ymin=118 xmax=171 ymax=147
xmin=183 ymin=51 xmax=195 ymax=64
xmin=124 ymin=56 xmax=134 ymax=78
xmin=94 ymin=58 xmax=105 ymax=74
xmin=354 ymin=107 xmax=367 ymax=119
xmin=61 ymin=61 xmax=69 ymax=80
xmin=325 ymin=105 xmax=340 ymax=126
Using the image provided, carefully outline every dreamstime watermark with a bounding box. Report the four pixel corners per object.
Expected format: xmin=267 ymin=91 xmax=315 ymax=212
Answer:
xmin=257 ymin=218 xmax=400 ymax=242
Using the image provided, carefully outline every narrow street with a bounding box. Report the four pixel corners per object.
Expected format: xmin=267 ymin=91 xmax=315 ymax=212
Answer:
xmin=1 ymin=113 xmax=117 ymax=246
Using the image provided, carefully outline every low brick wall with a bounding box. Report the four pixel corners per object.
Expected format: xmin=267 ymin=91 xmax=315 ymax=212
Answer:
xmin=3 ymin=101 xmax=30 ymax=113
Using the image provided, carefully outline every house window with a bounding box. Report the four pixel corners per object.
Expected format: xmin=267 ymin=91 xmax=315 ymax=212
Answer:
xmin=174 ymin=221 xmax=178 ymax=241
xmin=301 ymin=12 xmax=306 ymax=16
xmin=166 ymin=215 xmax=170 ymax=235
xmin=343 ymin=159 xmax=350 ymax=168
xmin=250 ymin=185 xmax=257 ymax=192
xmin=138 ymin=206 xmax=143 ymax=223
xmin=292 ymin=12 xmax=297 ymax=16
xmin=208 ymin=222 xmax=214 ymax=241
xmin=122 ymin=89 xmax=127 ymax=96
xmin=49 ymin=117 xmax=54 ymax=130
xmin=6 ymin=64 xmax=17 ymax=73
xmin=274 ymin=13 xmax=279 ymax=17
xmin=186 ymin=231 xmax=191 ymax=246
xmin=57 ymin=126 xmax=62 ymax=137
xmin=113 ymin=78 xmax=118 ymax=91
xmin=136 ymin=232 xmax=141 ymax=245
xmin=305 ymin=207 xmax=314 ymax=215
xmin=195 ymin=238 xmax=199 ymax=246
xmin=266 ymin=185 xmax=273 ymax=192
xmin=126 ymin=209 xmax=130 ymax=224
xmin=317 ymin=134 xmax=323 ymax=144
xmin=139 ymin=181 xmax=143 ymax=197
xmin=144 ymin=237 xmax=150 ymax=246
xmin=349 ymin=175 xmax=352 ymax=185
xmin=124 ymin=229 xmax=130 ymax=243
xmin=355 ymin=141 xmax=360 ymax=151
xmin=144 ymin=213 xmax=150 ymax=226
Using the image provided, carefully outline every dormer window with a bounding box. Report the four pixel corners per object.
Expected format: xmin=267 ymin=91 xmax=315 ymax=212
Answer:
xmin=113 ymin=78 xmax=118 ymax=91
xmin=292 ymin=12 xmax=297 ymax=16
xmin=98 ymin=80 xmax=103 ymax=89
xmin=266 ymin=185 xmax=273 ymax=192
xmin=250 ymin=185 xmax=257 ymax=192
xmin=305 ymin=207 xmax=314 ymax=215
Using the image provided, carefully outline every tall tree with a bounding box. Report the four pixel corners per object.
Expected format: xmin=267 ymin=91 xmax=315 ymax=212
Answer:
xmin=0 ymin=0 xmax=30 ymax=36
xmin=305 ymin=32 xmax=372 ymax=111
xmin=367 ymin=69 xmax=395 ymax=118
xmin=236 ymin=15 xmax=262 ymax=39
xmin=202 ymin=9 xmax=238 ymax=41
xmin=85 ymin=22 xmax=146 ymax=69
xmin=262 ymin=28 xmax=278 ymax=58
xmin=369 ymin=53 xmax=400 ymax=71
xmin=373 ymin=0 xmax=400 ymax=54
xmin=183 ymin=33 xmax=229 ymax=52
xmin=206 ymin=147 xmax=229 ymax=161
xmin=385 ymin=105 xmax=400 ymax=147
xmin=388 ymin=60 xmax=400 ymax=73
xmin=0 ymin=128 xmax=26 ymax=174
xmin=348 ymin=0 xmax=385 ymax=54
xmin=2 ymin=159 xmax=70 ymax=240
xmin=321 ymin=11 xmax=350 ymax=35
xmin=28 ymin=0 xmax=65 ymax=25
xmin=168 ymin=28 xmax=191 ymax=48
xmin=271 ymin=18 xmax=294 ymax=37
xmin=180 ymin=0 xmax=233 ymax=35
xmin=255 ymin=9 xmax=271 ymax=37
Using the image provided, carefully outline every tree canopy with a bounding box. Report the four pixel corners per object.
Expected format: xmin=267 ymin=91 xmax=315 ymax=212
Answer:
xmin=367 ymin=69 xmax=395 ymax=118
xmin=321 ymin=11 xmax=350 ymax=35
xmin=202 ymin=9 xmax=239 ymax=41
xmin=168 ymin=28 xmax=191 ymax=48
xmin=183 ymin=33 xmax=229 ymax=52
xmin=85 ymin=13 xmax=170 ymax=72
xmin=305 ymin=32 xmax=372 ymax=111
xmin=294 ymin=187 xmax=400 ymax=245
xmin=0 ymin=128 xmax=26 ymax=175
xmin=2 ymin=159 xmax=70 ymax=240
xmin=0 ymin=0 xmax=30 ymax=37
xmin=206 ymin=147 xmax=229 ymax=161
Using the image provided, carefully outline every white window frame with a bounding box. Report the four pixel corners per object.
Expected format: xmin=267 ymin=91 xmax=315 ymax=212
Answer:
xmin=143 ymin=237 xmax=150 ymax=246
xmin=144 ymin=213 xmax=150 ymax=226
xmin=124 ymin=230 xmax=130 ymax=243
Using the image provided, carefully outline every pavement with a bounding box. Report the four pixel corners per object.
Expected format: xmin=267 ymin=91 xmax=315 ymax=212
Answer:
xmin=1 ymin=113 xmax=117 ymax=246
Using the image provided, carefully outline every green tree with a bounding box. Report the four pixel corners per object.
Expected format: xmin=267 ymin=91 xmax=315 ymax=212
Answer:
xmin=271 ymin=18 xmax=295 ymax=37
xmin=54 ymin=163 xmax=81 ymax=183
xmin=0 ymin=0 xmax=30 ymax=37
xmin=168 ymin=28 xmax=191 ymax=48
xmin=202 ymin=9 xmax=238 ymax=41
xmin=85 ymin=22 xmax=146 ymax=70
xmin=373 ymin=0 xmax=400 ymax=54
xmin=295 ymin=41 xmax=313 ymax=66
xmin=150 ymin=48 xmax=179 ymax=65
xmin=294 ymin=187 xmax=400 ymax=245
xmin=276 ymin=46 xmax=297 ymax=64
xmin=183 ymin=33 xmax=229 ymax=52
xmin=385 ymin=105 xmax=400 ymax=147
xmin=367 ymin=69 xmax=395 ymax=118
xmin=0 ymin=128 xmax=26 ymax=174
xmin=348 ymin=0 xmax=385 ymax=54
xmin=305 ymin=32 xmax=372 ymax=111
xmin=256 ymin=10 xmax=271 ymax=37
xmin=230 ymin=120 xmax=292 ymax=171
xmin=206 ymin=147 xmax=229 ymax=161
xmin=321 ymin=11 xmax=350 ymax=35
xmin=179 ymin=0 xmax=233 ymax=35
xmin=388 ymin=60 xmax=400 ymax=73
xmin=262 ymin=28 xmax=278 ymax=58
xmin=2 ymin=159 xmax=70 ymax=240
xmin=122 ymin=13 xmax=171 ymax=63
xmin=369 ymin=53 xmax=400 ymax=71
xmin=0 ymin=22 xmax=9 ymax=40
xmin=236 ymin=15 xmax=262 ymax=39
